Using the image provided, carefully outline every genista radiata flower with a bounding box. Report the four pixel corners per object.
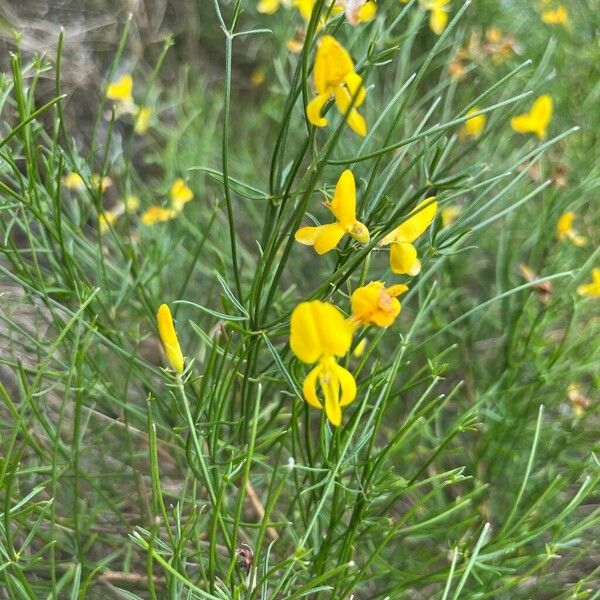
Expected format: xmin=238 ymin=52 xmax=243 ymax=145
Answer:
xmin=157 ymin=304 xmax=185 ymax=373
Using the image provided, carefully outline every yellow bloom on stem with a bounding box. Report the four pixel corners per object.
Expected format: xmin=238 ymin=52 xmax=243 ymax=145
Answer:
xmin=106 ymin=73 xmax=134 ymax=105
xmin=294 ymin=0 xmax=315 ymax=20
xmin=306 ymin=35 xmax=367 ymax=136
xmin=141 ymin=206 xmax=178 ymax=225
xmin=134 ymin=106 xmax=152 ymax=134
xmin=124 ymin=195 xmax=140 ymax=212
xmin=380 ymin=197 xmax=437 ymax=275
xmin=98 ymin=210 xmax=119 ymax=234
xmin=460 ymin=107 xmax=486 ymax=140
xmin=91 ymin=174 xmax=112 ymax=192
xmin=577 ymin=268 xmax=600 ymax=298
xmin=170 ymin=179 xmax=194 ymax=211
xmin=290 ymin=301 xmax=356 ymax=426
xmin=350 ymin=281 xmax=409 ymax=327
xmin=556 ymin=212 xmax=587 ymax=246
xmin=295 ymin=170 xmax=369 ymax=254
xmin=511 ymin=95 xmax=553 ymax=140
xmin=337 ymin=0 xmax=377 ymax=24
xmin=541 ymin=5 xmax=568 ymax=25
xmin=62 ymin=172 xmax=85 ymax=190
xmin=157 ymin=304 xmax=184 ymax=373
xmin=420 ymin=0 xmax=450 ymax=35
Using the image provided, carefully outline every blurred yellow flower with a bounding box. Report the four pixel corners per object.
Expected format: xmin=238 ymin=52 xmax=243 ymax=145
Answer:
xmin=157 ymin=304 xmax=184 ymax=373
xmin=91 ymin=174 xmax=112 ymax=192
xmin=294 ymin=0 xmax=315 ymax=20
xmin=62 ymin=172 xmax=85 ymax=190
xmin=460 ymin=107 xmax=486 ymax=139
xmin=337 ymin=0 xmax=377 ymax=24
xmin=350 ymin=281 xmax=409 ymax=327
xmin=541 ymin=5 xmax=568 ymax=25
xmin=257 ymin=0 xmax=283 ymax=13
xmin=98 ymin=210 xmax=119 ymax=234
xmin=420 ymin=0 xmax=450 ymax=35
xmin=567 ymin=383 xmax=591 ymax=417
xmin=170 ymin=179 xmax=194 ymax=212
xmin=290 ymin=301 xmax=356 ymax=426
xmin=287 ymin=37 xmax=305 ymax=53
xmin=250 ymin=68 xmax=266 ymax=87
xmin=141 ymin=206 xmax=178 ymax=225
xmin=124 ymin=195 xmax=140 ymax=212
xmin=556 ymin=212 xmax=587 ymax=246
xmin=441 ymin=205 xmax=461 ymax=227
xmin=380 ymin=197 xmax=437 ymax=275
xmin=511 ymin=95 xmax=553 ymax=140
xmin=134 ymin=106 xmax=152 ymax=134
xmin=306 ymin=35 xmax=367 ymax=136
xmin=577 ymin=268 xmax=600 ymax=298
xmin=295 ymin=170 xmax=370 ymax=254
xmin=106 ymin=73 xmax=134 ymax=106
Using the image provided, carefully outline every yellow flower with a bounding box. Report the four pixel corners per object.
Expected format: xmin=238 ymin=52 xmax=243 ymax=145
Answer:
xmin=106 ymin=73 xmax=134 ymax=106
xmin=350 ymin=281 xmax=409 ymax=327
xmin=287 ymin=37 xmax=305 ymax=54
xmin=134 ymin=106 xmax=152 ymax=134
xmin=98 ymin=210 xmax=119 ymax=234
xmin=90 ymin=174 xmax=112 ymax=192
xmin=337 ymin=0 xmax=377 ymax=24
xmin=295 ymin=170 xmax=370 ymax=254
xmin=62 ymin=172 xmax=85 ymax=190
xmin=290 ymin=301 xmax=356 ymax=426
xmin=170 ymin=179 xmax=194 ymax=212
xmin=141 ymin=206 xmax=178 ymax=225
xmin=124 ymin=195 xmax=140 ymax=212
xmin=441 ymin=205 xmax=460 ymax=227
xmin=577 ymin=268 xmax=600 ymax=298
xmin=511 ymin=95 xmax=553 ymax=140
xmin=306 ymin=35 xmax=367 ymax=136
xmin=567 ymin=383 xmax=591 ymax=417
xmin=380 ymin=197 xmax=437 ymax=275
xmin=556 ymin=212 xmax=587 ymax=246
xmin=420 ymin=0 xmax=450 ymax=35
xmin=157 ymin=304 xmax=184 ymax=373
xmin=250 ymin=68 xmax=266 ymax=87
xmin=460 ymin=107 xmax=486 ymax=139
xmin=541 ymin=5 xmax=568 ymax=25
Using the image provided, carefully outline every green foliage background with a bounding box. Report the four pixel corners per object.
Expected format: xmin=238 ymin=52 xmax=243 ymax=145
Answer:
xmin=0 ymin=0 xmax=599 ymax=598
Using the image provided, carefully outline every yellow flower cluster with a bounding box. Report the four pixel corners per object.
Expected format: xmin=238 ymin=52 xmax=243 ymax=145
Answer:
xmin=106 ymin=73 xmax=152 ymax=135
xmin=141 ymin=179 xmax=194 ymax=225
xmin=290 ymin=168 xmax=438 ymax=425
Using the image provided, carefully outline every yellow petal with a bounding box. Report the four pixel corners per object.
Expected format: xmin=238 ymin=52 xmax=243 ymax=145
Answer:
xmin=390 ymin=242 xmax=420 ymax=275
xmin=334 ymin=86 xmax=367 ymax=136
xmin=357 ymin=0 xmax=377 ymax=23
xmin=170 ymin=179 xmax=194 ymax=211
xmin=157 ymin=304 xmax=184 ymax=373
xmin=328 ymin=169 xmax=357 ymax=227
xmin=511 ymin=95 xmax=552 ymax=139
xmin=307 ymin=94 xmax=330 ymax=128
xmin=106 ymin=73 xmax=134 ymax=104
xmin=343 ymin=72 xmax=366 ymax=108
xmin=429 ymin=8 xmax=448 ymax=35
xmin=141 ymin=206 xmax=178 ymax=225
xmin=333 ymin=361 xmax=357 ymax=407
xmin=314 ymin=223 xmax=347 ymax=254
xmin=541 ymin=5 xmax=568 ymax=25
xmin=294 ymin=0 xmax=315 ymax=21
xmin=314 ymin=36 xmax=355 ymax=96
xmin=257 ymin=0 xmax=281 ymax=13
xmin=290 ymin=301 xmax=354 ymax=364
xmin=124 ymin=195 xmax=140 ymax=212
xmin=383 ymin=197 xmax=438 ymax=244
xmin=353 ymin=338 xmax=367 ymax=357
xmin=348 ymin=220 xmax=370 ymax=244
xmin=62 ymin=172 xmax=85 ymax=190
xmin=98 ymin=210 xmax=119 ymax=234
xmin=460 ymin=107 xmax=486 ymax=139
xmin=303 ymin=364 xmax=323 ymax=408
xmin=134 ymin=106 xmax=152 ymax=134
xmin=556 ymin=211 xmax=574 ymax=240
